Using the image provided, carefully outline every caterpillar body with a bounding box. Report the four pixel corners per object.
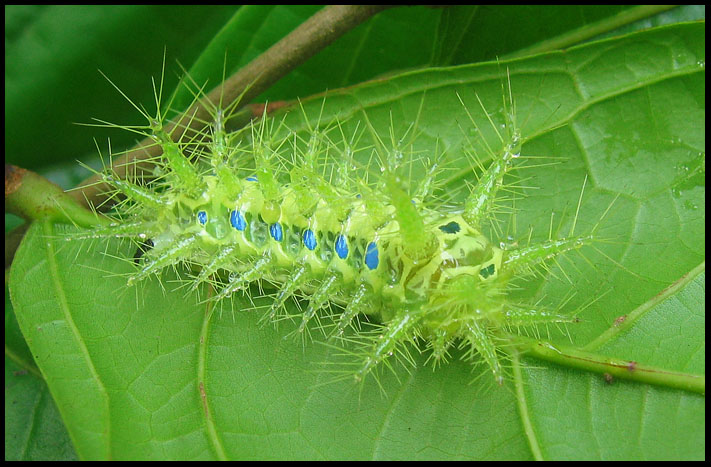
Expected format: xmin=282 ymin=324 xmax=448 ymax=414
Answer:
xmin=70 ymin=70 xmax=600 ymax=387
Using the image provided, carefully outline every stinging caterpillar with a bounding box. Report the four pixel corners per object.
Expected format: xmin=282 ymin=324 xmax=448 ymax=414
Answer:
xmin=63 ymin=64 xmax=617 ymax=389
xmin=8 ymin=21 xmax=703 ymax=460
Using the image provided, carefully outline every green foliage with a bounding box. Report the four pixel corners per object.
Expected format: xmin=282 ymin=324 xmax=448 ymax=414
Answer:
xmin=6 ymin=5 xmax=705 ymax=461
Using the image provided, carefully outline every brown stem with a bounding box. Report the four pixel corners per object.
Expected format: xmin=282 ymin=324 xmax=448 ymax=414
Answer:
xmin=68 ymin=5 xmax=394 ymax=208
xmin=5 ymin=163 xmax=109 ymax=261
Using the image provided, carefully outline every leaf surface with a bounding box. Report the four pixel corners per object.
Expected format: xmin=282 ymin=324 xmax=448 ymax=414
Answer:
xmin=7 ymin=10 xmax=704 ymax=462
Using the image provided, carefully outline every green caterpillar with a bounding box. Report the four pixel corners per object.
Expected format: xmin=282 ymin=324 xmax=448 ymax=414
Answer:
xmin=70 ymin=69 xmax=602 ymax=386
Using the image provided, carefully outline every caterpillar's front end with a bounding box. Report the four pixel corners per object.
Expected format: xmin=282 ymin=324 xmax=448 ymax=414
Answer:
xmin=354 ymin=198 xmax=593 ymax=385
xmin=354 ymin=211 xmax=513 ymax=384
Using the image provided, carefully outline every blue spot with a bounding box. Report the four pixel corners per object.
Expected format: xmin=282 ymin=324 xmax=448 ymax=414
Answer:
xmin=197 ymin=211 xmax=208 ymax=225
xmin=356 ymin=194 xmax=362 ymax=199
xmin=479 ymin=264 xmax=495 ymax=278
xmin=335 ymin=234 xmax=349 ymax=259
xmin=269 ymin=223 xmax=283 ymax=242
xmin=230 ymin=210 xmax=246 ymax=231
xmin=303 ymin=229 xmax=317 ymax=250
xmin=439 ymin=221 xmax=461 ymax=234
xmin=365 ymin=242 xmax=379 ymax=270
xmin=411 ymin=199 xmax=416 ymax=205
xmin=246 ymin=176 xmax=258 ymax=182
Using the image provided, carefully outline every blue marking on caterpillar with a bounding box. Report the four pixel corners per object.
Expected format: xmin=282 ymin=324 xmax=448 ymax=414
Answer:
xmin=269 ymin=223 xmax=283 ymax=241
xmin=197 ymin=211 xmax=208 ymax=225
xmin=303 ymin=229 xmax=317 ymax=251
xmin=365 ymin=242 xmax=379 ymax=270
xmin=335 ymin=234 xmax=349 ymax=259
xmin=230 ymin=210 xmax=246 ymax=231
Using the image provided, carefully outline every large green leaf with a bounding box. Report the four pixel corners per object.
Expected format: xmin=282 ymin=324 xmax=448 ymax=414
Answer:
xmin=4 ymin=357 xmax=77 ymax=461
xmin=4 ymin=5 xmax=240 ymax=171
xmin=9 ymin=21 xmax=704 ymax=460
xmin=7 ymin=5 xmax=689 ymax=174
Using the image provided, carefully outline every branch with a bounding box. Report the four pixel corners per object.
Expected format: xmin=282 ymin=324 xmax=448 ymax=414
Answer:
xmin=515 ymin=335 xmax=705 ymax=395
xmin=5 ymin=164 xmax=108 ymax=228
xmin=69 ymin=5 xmax=394 ymax=208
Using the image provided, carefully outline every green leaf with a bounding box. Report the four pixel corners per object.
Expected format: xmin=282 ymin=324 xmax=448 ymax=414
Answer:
xmin=7 ymin=7 xmax=705 ymax=462
xmin=5 ymin=353 xmax=77 ymax=460
xmin=5 ymin=5 xmax=240 ymax=171
xmin=522 ymin=271 xmax=705 ymax=460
